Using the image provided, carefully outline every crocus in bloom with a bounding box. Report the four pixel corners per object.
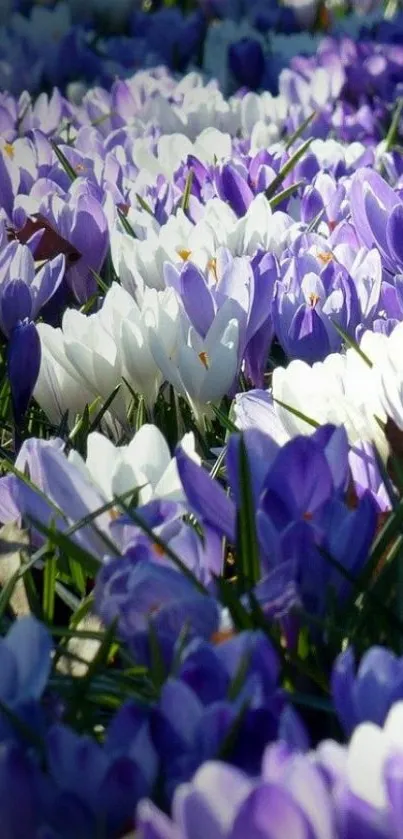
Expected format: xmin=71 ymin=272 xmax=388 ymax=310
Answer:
xmin=228 ymin=37 xmax=266 ymax=90
xmin=149 ymin=299 xmax=240 ymax=422
xmin=332 ymin=645 xmax=403 ymax=735
xmin=350 ymin=167 xmax=403 ymax=275
xmin=138 ymin=700 xmax=403 ymax=839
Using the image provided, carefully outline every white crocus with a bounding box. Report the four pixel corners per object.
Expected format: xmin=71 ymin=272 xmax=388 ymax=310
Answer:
xmin=111 ymin=199 xmax=238 ymax=295
xmin=346 ymin=701 xmax=403 ymax=812
xmin=227 ymin=193 xmax=294 ymax=258
xmin=100 ymin=283 xmax=181 ymax=410
xmin=68 ymin=424 xmax=200 ymax=505
xmin=272 ymin=337 xmax=387 ymax=457
xmin=234 ymin=328 xmax=389 ymax=456
xmin=35 ymin=308 xmax=129 ymax=428
xmin=34 ymin=323 xmax=89 ymax=427
xmin=375 ymin=323 xmax=403 ymax=433
xmin=149 ymin=301 xmax=240 ymax=423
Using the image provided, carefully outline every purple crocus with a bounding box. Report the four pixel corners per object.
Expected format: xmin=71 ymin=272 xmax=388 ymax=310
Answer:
xmin=228 ymin=37 xmax=266 ymax=90
xmin=0 ymin=437 xmax=116 ymax=559
xmin=272 ymin=247 xmax=360 ymax=363
xmin=95 ymin=554 xmax=220 ymax=646
xmin=350 ymin=167 xmax=403 ymax=274
xmin=136 ymin=748 xmax=335 ymax=839
xmin=0 ymin=241 xmax=65 ymax=423
xmin=332 ymin=645 xmax=403 ymax=735
xmin=165 ymin=247 xmax=276 ymax=387
xmin=176 ymin=426 xmax=377 ymax=620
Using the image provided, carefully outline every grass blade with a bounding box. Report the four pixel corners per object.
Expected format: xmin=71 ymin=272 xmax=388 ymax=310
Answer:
xmin=265 ymin=137 xmax=313 ymax=201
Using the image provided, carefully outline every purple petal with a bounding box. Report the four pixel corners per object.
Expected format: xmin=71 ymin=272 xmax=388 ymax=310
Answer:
xmin=386 ymin=204 xmax=403 ymax=268
xmin=7 ymin=320 xmax=41 ymax=424
xmin=5 ymin=616 xmax=52 ymax=702
xmin=180 ymin=262 xmax=215 ymax=339
xmin=0 ymin=280 xmax=32 ymax=337
xmin=175 ymin=447 xmax=236 ymax=541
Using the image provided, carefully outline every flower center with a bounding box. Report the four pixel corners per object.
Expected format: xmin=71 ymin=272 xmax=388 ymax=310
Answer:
xmin=318 ymin=251 xmax=333 ymax=265
xmin=198 ymin=351 xmax=209 ymax=369
xmin=177 ymin=248 xmax=192 ymax=262
xmin=4 ymin=143 xmax=14 ymax=160
xmin=153 ymin=542 xmax=165 ymax=557
xmin=208 ymin=257 xmax=218 ymax=282
xmin=308 ymin=293 xmax=320 ymax=308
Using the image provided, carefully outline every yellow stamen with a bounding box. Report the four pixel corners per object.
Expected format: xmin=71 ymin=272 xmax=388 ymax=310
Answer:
xmin=4 ymin=143 xmax=14 ymax=160
xmin=199 ymin=351 xmax=209 ymax=369
xmin=208 ymin=257 xmax=218 ymax=282
xmin=177 ymin=248 xmax=192 ymax=262
xmin=318 ymin=251 xmax=333 ymax=265
xmin=308 ymin=293 xmax=320 ymax=308
xmin=109 ymin=508 xmax=120 ymax=521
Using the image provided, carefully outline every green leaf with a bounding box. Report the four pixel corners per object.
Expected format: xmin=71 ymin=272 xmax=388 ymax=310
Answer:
xmin=27 ymin=518 xmax=100 ymax=577
xmin=217 ymin=698 xmax=249 ymax=761
xmin=147 ymin=620 xmax=167 ymax=690
xmin=265 ymin=137 xmax=313 ymax=201
xmin=227 ymin=648 xmax=252 ymax=701
xmin=272 ymin=397 xmax=320 ymax=429
xmin=358 ymin=500 xmax=403 ymax=596
xmin=269 ymin=180 xmax=305 ymax=210
xmin=43 ymin=553 xmax=57 ymax=622
xmin=331 ymin=320 xmax=373 ymax=367
xmin=211 ymin=403 xmax=238 ymax=434
xmin=89 ymin=267 xmax=108 ymax=294
xmin=181 ymin=170 xmax=193 ymax=212
xmin=284 ymin=111 xmax=316 ymax=151
xmin=136 ymin=193 xmax=154 ymax=216
xmin=385 ymin=97 xmax=403 ymax=152
xmin=117 ymin=208 xmax=137 ymax=238
xmin=215 ymin=577 xmax=253 ymax=631
xmin=236 ymin=435 xmax=260 ymax=588
xmin=50 ymin=141 xmax=77 ymax=182
xmin=307 ymin=207 xmax=326 ymax=232
xmin=88 ymin=384 xmax=121 ymax=433
xmin=68 ymin=558 xmax=87 ymax=596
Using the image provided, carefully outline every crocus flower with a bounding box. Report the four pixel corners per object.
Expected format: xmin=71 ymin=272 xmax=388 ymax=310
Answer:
xmin=349 ymin=167 xmax=403 ymax=275
xmin=332 ymin=645 xmax=403 ymax=735
xmin=95 ymin=554 xmax=221 ymax=644
xmin=149 ymin=299 xmax=240 ymax=423
xmin=228 ymin=37 xmax=266 ymax=90
xmin=138 ymin=699 xmax=403 ymax=839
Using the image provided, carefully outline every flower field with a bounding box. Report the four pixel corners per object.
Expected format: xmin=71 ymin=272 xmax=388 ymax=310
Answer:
xmin=1 ymin=0 xmax=403 ymax=836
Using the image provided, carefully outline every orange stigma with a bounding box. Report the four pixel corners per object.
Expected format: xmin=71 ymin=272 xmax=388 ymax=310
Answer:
xmin=177 ymin=248 xmax=192 ymax=262
xmin=75 ymin=163 xmax=86 ymax=174
xmin=153 ymin=542 xmax=165 ymax=558
xmin=318 ymin=251 xmax=333 ymax=265
xmin=208 ymin=257 xmax=218 ymax=282
xmin=308 ymin=293 xmax=320 ymax=308
xmin=211 ymin=628 xmax=235 ymax=645
xmin=198 ymin=351 xmax=209 ymax=369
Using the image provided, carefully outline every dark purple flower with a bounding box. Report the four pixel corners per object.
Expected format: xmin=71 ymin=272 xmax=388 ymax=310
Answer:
xmin=7 ymin=319 xmax=41 ymax=425
xmin=228 ymin=38 xmax=265 ymax=90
